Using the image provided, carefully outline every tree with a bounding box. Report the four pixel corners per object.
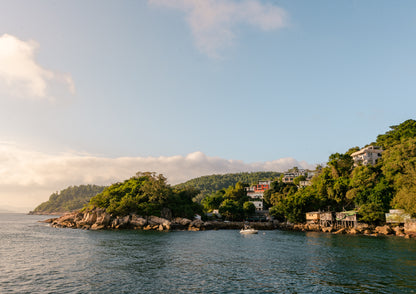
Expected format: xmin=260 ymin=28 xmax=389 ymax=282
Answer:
xmin=219 ymin=199 xmax=243 ymax=221
xmin=358 ymin=202 xmax=385 ymax=224
xmin=293 ymin=175 xmax=306 ymax=186
xmin=202 ymin=190 xmax=225 ymax=211
xmin=376 ymin=119 xmax=416 ymax=149
xmin=243 ymin=201 xmax=256 ymax=217
xmin=88 ymin=172 xmax=203 ymax=218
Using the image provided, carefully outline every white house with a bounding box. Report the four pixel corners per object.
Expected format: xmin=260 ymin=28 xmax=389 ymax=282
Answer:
xmin=251 ymin=201 xmax=263 ymax=211
xmin=351 ymin=145 xmax=383 ymax=166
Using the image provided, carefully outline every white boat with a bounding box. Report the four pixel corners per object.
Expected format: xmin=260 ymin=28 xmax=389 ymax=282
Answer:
xmin=240 ymin=226 xmax=258 ymax=234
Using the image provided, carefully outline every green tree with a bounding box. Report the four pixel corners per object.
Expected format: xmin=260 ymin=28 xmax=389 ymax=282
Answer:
xmin=219 ymin=199 xmax=243 ymax=221
xmin=202 ymin=190 xmax=225 ymax=211
xmin=243 ymin=201 xmax=256 ymax=217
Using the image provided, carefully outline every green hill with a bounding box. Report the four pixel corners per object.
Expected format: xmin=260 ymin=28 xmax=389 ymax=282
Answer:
xmin=174 ymin=171 xmax=282 ymax=199
xmin=31 ymin=184 xmax=106 ymax=214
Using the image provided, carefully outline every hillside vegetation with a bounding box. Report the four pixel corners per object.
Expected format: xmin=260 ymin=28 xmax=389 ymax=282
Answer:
xmin=174 ymin=171 xmax=281 ymax=200
xmin=31 ymin=185 xmax=106 ymax=214
xmin=87 ymin=172 xmax=202 ymax=219
xmin=265 ymin=119 xmax=416 ymax=224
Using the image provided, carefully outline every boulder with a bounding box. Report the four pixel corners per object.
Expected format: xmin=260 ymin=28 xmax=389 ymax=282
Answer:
xmin=375 ymin=225 xmax=393 ymax=235
xmin=307 ymin=224 xmax=320 ymax=231
xmin=41 ymin=217 xmax=58 ymax=223
xmin=333 ymin=228 xmax=346 ymax=234
xmin=404 ymin=221 xmax=416 ymax=234
xmin=130 ymin=215 xmax=147 ymax=228
xmin=95 ymin=212 xmax=112 ymax=226
xmin=174 ymin=218 xmax=192 ymax=226
xmin=348 ymin=228 xmax=359 ymax=235
xmin=188 ymin=226 xmax=200 ymax=231
xmin=190 ymin=219 xmax=204 ymax=228
xmin=393 ymin=226 xmax=405 ymax=236
xmin=78 ymin=211 xmax=97 ymax=226
xmin=321 ymin=227 xmax=333 ymax=233
xmin=149 ymin=216 xmax=171 ymax=227
xmin=91 ymin=224 xmax=105 ymax=230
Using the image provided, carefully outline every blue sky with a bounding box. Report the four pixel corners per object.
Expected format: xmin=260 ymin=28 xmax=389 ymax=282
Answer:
xmin=1 ymin=0 xmax=415 ymax=211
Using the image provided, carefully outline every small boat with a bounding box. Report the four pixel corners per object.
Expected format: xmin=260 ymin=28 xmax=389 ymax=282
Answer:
xmin=240 ymin=224 xmax=258 ymax=234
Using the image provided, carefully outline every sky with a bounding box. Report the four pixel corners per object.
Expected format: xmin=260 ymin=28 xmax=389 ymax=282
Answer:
xmin=1 ymin=0 xmax=415 ymax=212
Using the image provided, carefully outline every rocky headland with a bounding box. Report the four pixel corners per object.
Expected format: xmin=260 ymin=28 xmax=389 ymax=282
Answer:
xmin=42 ymin=208 xmax=416 ymax=238
xmin=42 ymin=208 xmax=277 ymax=231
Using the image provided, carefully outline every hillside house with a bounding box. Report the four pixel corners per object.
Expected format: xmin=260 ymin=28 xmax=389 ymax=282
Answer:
xmin=282 ymin=169 xmax=313 ymax=184
xmin=246 ymin=180 xmax=271 ymax=200
xmin=351 ymin=146 xmax=383 ymax=166
xmin=245 ymin=181 xmax=270 ymax=212
xmin=251 ymin=201 xmax=264 ymax=211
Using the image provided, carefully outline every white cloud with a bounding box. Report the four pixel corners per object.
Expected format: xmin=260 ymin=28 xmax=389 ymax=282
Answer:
xmin=149 ymin=0 xmax=288 ymax=58
xmin=0 ymin=143 xmax=315 ymax=212
xmin=0 ymin=34 xmax=75 ymax=100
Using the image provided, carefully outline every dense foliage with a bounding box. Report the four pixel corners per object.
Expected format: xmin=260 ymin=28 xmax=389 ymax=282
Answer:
xmin=174 ymin=171 xmax=281 ymax=202
xmin=32 ymin=185 xmax=106 ymax=213
xmin=267 ymin=119 xmax=416 ymax=224
xmin=88 ymin=172 xmax=203 ymax=218
xmin=201 ymin=182 xmax=258 ymax=221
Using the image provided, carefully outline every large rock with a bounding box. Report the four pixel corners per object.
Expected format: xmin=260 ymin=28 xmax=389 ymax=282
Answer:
xmin=174 ymin=218 xmax=192 ymax=226
xmin=95 ymin=211 xmax=112 ymax=226
xmin=333 ymin=228 xmax=346 ymax=234
xmin=149 ymin=216 xmax=171 ymax=230
xmin=189 ymin=219 xmax=205 ymax=231
xmin=321 ymin=227 xmax=333 ymax=233
xmin=91 ymin=224 xmax=105 ymax=230
xmin=131 ymin=215 xmax=147 ymax=228
xmin=405 ymin=220 xmax=416 ymax=234
xmin=115 ymin=215 xmax=131 ymax=229
xmin=393 ymin=226 xmax=405 ymax=237
xmin=375 ymin=225 xmax=393 ymax=235
xmin=348 ymin=228 xmax=359 ymax=235
xmin=78 ymin=211 xmax=97 ymax=226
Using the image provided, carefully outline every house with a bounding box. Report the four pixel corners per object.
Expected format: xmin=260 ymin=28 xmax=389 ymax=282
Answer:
xmin=251 ymin=201 xmax=263 ymax=211
xmin=246 ymin=180 xmax=271 ymax=200
xmin=386 ymin=209 xmax=411 ymax=224
xmin=306 ymin=212 xmax=320 ymax=224
xmin=299 ymin=180 xmax=312 ymax=188
xmin=351 ymin=145 xmax=383 ymax=166
xmin=282 ymin=169 xmax=311 ymax=184
xmin=319 ymin=212 xmax=335 ymax=227
xmin=336 ymin=211 xmax=358 ymax=227
xmin=245 ymin=181 xmax=270 ymax=212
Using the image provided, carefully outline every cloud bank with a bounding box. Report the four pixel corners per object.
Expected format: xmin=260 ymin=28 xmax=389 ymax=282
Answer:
xmin=0 ymin=142 xmax=314 ymax=212
xmin=149 ymin=0 xmax=288 ymax=57
xmin=0 ymin=34 xmax=75 ymax=100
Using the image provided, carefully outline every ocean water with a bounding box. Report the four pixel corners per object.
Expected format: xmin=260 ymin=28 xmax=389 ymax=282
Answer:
xmin=1 ymin=214 xmax=416 ymax=293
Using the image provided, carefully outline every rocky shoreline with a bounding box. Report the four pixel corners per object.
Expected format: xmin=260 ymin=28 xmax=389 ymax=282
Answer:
xmin=42 ymin=208 xmax=416 ymax=238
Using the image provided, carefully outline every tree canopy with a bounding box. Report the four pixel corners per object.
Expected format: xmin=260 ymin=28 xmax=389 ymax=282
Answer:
xmin=88 ymin=172 xmax=203 ymax=218
xmin=175 ymin=171 xmax=281 ymax=202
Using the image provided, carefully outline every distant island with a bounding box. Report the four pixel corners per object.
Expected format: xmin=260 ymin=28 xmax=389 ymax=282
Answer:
xmin=43 ymin=119 xmax=416 ymax=237
xmin=30 ymin=185 xmax=106 ymax=215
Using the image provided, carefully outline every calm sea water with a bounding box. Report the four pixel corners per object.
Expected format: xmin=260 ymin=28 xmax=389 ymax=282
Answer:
xmin=1 ymin=214 xmax=416 ymax=294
